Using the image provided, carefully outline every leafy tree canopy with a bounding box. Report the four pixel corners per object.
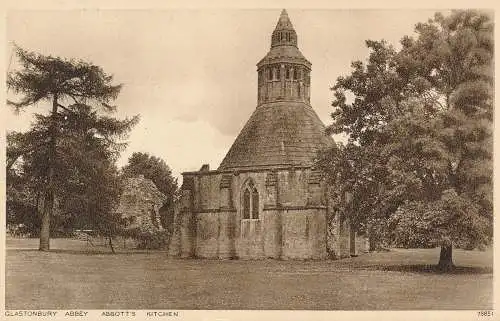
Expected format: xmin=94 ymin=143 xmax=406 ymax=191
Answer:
xmin=122 ymin=152 xmax=178 ymax=201
xmin=321 ymin=10 xmax=493 ymax=269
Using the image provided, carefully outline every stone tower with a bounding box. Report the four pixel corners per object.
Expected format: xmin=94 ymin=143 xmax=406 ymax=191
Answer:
xmin=256 ymin=9 xmax=311 ymax=105
xmin=219 ymin=9 xmax=331 ymax=170
xmin=169 ymin=10 xmax=358 ymax=260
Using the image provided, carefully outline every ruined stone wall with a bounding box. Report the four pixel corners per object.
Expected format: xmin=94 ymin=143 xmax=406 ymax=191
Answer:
xmin=115 ymin=176 xmax=166 ymax=231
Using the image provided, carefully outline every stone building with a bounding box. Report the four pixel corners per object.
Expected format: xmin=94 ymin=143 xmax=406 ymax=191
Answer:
xmin=169 ymin=9 xmax=363 ymax=259
xmin=115 ymin=175 xmax=166 ymax=231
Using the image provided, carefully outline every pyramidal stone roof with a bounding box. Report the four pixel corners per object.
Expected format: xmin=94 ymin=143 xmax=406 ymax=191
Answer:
xmin=218 ymin=102 xmax=334 ymax=170
xmin=217 ymin=10 xmax=334 ymax=171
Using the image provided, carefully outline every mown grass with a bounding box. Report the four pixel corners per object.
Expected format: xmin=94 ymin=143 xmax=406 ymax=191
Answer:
xmin=5 ymin=238 xmax=493 ymax=310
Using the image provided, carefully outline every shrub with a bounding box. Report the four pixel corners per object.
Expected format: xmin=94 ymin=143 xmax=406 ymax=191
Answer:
xmin=135 ymin=229 xmax=170 ymax=250
xmin=123 ymin=216 xmax=170 ymax=250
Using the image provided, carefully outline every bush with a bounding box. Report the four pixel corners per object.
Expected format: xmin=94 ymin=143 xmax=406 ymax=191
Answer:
xmin=135 ymin=229 xmax=170 ymax=250
xmin=122 ymin=217 xmax=170 ymax=250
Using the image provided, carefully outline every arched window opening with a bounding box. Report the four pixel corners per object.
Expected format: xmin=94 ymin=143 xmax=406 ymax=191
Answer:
xmin=286 ymin=68 xmax=290 ymax=79
xmin=267 ymin=68 xmax=272 ymax=80
xmin=252 ymin=188 xmax=259 ymax=219
xmin=276 ymin=68 xmax=280 ymax=80
xmin=242 ymin=180 xmax=260 ymax=220
xmin=243 ymin=189 xmax=251 ymax=219
xmin=293 ymin=69 xmax=298 ymax=80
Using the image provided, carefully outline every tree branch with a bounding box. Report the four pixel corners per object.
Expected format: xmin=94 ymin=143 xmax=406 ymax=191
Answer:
xmin=57 ymin=103 xmax=73 ymax=113
xmin=7 ymin=140 xmax=51 ymax=170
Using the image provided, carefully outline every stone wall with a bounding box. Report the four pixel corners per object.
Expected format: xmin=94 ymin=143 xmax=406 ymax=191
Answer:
xmin=169 ymin=166 xmax=356 ymax=260
xmin=115 ymin=175 xmax=166 ymax=231
xmin=280 ymin=208 xmax=327 ymax=259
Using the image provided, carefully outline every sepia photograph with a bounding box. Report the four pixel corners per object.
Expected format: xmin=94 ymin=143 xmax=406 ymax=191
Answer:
xmin=3 ymin=3 xmax=494 ymax=317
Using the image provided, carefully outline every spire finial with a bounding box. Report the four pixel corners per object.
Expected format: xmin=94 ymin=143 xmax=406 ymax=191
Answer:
xmin=271 ymin=9 xmax=297 ymax=47
xmin=275 ymin=9 xmax=294 ymax=31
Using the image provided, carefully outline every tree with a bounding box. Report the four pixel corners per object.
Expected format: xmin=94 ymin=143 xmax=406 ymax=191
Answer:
xmin=7 ymin=46 xmax=138 ymax=251
xmin=121 ymin=152 xmax=178 ymax=230
xmin=49 ymin=104 xmax=135 ymax=253
xmin=323 ymin=10 xmax=493 ymax=270
xmin=389 ymin=10 xmax=493 ymax=270
xmin=6 ymin=139 xmax=40 ymax=236
xmin=318 ymin=143 xmax=386 ymax=251
xmin=323 ymin=39 xmax=409 ymax=251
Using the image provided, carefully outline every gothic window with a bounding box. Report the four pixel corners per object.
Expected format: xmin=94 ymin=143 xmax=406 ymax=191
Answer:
xmin=276 ymin=68 xmax=280 ymax=80
xmin=243 ymin=189 xmax=251 ymax=219
xmin=267 ymin=68 xmax=272 ymax=80
xmin=293 ymin=69 xmax=298 ymax=80
xmin=252 ymin=190 xmax=259 ymax=219
xmin=286 ymin=68 xmax=290 ymax=79
xmin=286 ymin=33 xmax=290 ymax=41
xmin=242 ymin=180 xmax=260 ymax=220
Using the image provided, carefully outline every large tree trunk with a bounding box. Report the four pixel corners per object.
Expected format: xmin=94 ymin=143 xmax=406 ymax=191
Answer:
xmin=39 ymin=190 xmax=53 ymax=251
xmin=39 ymin=94 xmax=58 ymax=251
xmin=438 ymin=244 xmax=454 ymax=271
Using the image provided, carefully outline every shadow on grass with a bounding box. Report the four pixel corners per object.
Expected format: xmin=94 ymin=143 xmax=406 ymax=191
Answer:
xmin=7 ymin=248 xmax=164 ymax=256
xmin=365 ymin=264 xmax=493 ymax=275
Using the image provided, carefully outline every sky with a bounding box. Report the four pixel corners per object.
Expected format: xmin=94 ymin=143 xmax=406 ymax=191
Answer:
xmin=5 ymin=9 xmax=439 ymax=180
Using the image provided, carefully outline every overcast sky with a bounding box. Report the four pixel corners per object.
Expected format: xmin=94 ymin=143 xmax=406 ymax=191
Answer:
xmin=6 ymin=9 xmax=439 ymax=179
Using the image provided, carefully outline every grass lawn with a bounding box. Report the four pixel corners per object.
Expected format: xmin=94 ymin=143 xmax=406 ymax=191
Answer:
xmin=5 ymin=238 xmax=493 ymax=310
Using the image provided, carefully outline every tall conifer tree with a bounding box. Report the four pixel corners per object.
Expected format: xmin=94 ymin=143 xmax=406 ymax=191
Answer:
xmin=7 ymin=47 xmax=139 ymax=251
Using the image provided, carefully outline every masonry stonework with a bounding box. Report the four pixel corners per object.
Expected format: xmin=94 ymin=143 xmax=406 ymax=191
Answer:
xmin=168 ymin=10 xmax=365 ymax=260
xmin=116 ymin=175 xmax=166 ymax=231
